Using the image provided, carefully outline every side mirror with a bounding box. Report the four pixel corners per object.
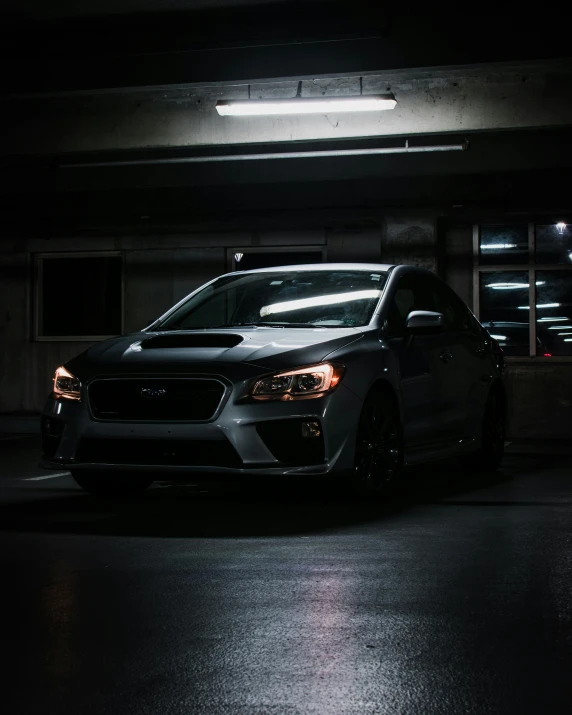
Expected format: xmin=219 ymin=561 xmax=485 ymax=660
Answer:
xmin=406 ymin=310 xmax=445 ymax=334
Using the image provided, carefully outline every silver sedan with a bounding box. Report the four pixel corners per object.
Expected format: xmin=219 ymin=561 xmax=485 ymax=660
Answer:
xmin=40 ymin=263 xmax=506 ymax=496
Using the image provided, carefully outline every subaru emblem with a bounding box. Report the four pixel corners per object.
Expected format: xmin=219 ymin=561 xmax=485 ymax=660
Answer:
xmin=140 ymin=386 xmax=167 ymax=398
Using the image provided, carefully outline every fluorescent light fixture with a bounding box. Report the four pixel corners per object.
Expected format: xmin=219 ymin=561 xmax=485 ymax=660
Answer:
xmin=556 ymin=222 xmax=567 ymax=234
xmin=480 ymin=243 xmax=517 ymax=249
xmin=260 ymin=289 xmax=381 ymax=317
xmin=518 ymin=303 xmax=561 ymax=309
xmin=565 ymin=339 xmax=572 ymax=342
xmin=557 ymin=332 xmax=572 ymax=335
xmin=548 ymin=325 xmax=572 ymax=329
xmin=216 ymin=95 xmax=397 ymax=116
xmin=490 ymin=334 xmax=508 ymax=340
xmin=538 ymin=317 xmax=568 ymax=322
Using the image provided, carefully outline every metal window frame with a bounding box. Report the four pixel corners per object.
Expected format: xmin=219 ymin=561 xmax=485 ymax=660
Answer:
xmin=226 ymin=245 xmax=327 ymax=272
xmin=34 ymin=251 xmax=124 ymax=342
xmin=473 ymin=222 xmax=572 ymax=362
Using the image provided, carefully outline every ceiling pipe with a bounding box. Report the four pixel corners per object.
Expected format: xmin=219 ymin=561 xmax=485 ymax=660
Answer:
xmin=61 ymin=140 xmax=469 ymax=168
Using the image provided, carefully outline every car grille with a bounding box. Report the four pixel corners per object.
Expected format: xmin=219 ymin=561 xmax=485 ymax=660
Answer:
xmin=75 ymin=437 xmax=242 ymax=468
xmin=88 ymin=378 xmax=226 ymax=422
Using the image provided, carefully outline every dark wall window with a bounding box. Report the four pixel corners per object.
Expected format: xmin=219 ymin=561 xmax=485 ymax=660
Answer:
xmin=479 ymin=224 xmax=528 ymax=265
xmin=476 ymin=223 xmax=572 ymax=356
xmin=37 ymin=254 xmax=122 ymax=339
xmin=479 ymin=271 xmax=530 ymax=356
xmin=536 ymin=271 xmax=572 ymax=356
xmin=536 ymin=224 xmax=572 ymax=264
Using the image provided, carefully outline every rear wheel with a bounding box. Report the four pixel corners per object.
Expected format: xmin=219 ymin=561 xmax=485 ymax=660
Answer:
xmin=71 ymin=470 xmax=154 ymax=497
xmin=465 ymin=389 xmax=506 ymax=472
xmin=352 ymin=389 xmax=404 ymax=496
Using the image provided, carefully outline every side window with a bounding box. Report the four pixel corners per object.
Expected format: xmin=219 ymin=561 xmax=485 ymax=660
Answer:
xmin=430 ymin=280 xmax=473 ymax=333
xmin=386 ymin=276 xmax=436 ymax=337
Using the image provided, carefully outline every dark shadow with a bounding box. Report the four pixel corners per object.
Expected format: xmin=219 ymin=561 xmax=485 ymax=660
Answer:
xmin=0 ymin=451 xmax=550 ymax=538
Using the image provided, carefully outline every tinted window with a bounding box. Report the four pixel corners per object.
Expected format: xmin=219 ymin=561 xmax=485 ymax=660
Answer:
xmin=386 ymin=275 xmax=436 ymax=337
xmin=430 ymin=280 xmax=473 ymax=332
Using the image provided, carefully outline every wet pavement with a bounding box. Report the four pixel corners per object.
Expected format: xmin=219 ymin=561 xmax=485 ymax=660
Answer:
xmin=1 ymin=437 xmax=571 ymax=714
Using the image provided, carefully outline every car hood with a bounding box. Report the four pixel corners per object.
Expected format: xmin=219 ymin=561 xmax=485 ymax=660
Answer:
xmin=66 ymin=327 xmax=364 ymax=379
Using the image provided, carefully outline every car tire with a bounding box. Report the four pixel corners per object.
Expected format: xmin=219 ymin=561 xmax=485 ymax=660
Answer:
xmin=464 ymin=388 xmax=506 ymax=472
xmin=71 ymin=470 xmax=154 ymax=497
xmin=351 ymin=388 xmax=404 ymax=497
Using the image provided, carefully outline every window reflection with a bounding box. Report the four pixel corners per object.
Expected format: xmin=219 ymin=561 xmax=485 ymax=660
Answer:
xmin=480 ymin=272 xmax=529 ymax=355
xmin=536 ymin=272 xmax=572 ymax=355
xmin=535 ymin=224 xmax=572 ymax=264
xmin=479 ymin=225 xmax=528 ymax=266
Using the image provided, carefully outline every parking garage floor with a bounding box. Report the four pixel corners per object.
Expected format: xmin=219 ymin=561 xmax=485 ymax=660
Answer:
xmin=1 ymin=437 xmax=571 ymax=715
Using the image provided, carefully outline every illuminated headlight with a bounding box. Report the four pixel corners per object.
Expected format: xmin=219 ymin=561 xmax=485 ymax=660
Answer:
xmin=252 ymin=363 xmax=344 ymax=400
xmin=53 ymin=366 xmax=81 ymax=401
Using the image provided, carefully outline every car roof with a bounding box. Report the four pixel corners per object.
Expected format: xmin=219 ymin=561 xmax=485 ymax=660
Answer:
xmin=224 ymin=262 xmax=405 ymax=277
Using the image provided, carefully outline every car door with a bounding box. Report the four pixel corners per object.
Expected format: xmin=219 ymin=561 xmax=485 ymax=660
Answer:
xmin=384 ymin=274 xmax=450 ymax=449
xmin=429 ymin=279 xmax=490 ymax=442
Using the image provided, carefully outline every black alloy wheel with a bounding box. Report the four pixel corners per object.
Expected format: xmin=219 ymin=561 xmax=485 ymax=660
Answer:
xmin=71 ymin=470 xmax=154 ymax=497
xmin=353 ymin=390 xmax=403 ymax=495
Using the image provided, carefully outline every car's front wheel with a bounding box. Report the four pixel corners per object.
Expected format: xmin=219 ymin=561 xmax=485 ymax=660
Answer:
xmin=71 ymin=470 xmax=154 ymax=497
xmin=352 ymin=388 xmax=404 ymax=496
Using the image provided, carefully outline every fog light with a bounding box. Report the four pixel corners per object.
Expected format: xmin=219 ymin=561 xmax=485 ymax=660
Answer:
xmin=301 ymin=421 xmax=321 ymax=438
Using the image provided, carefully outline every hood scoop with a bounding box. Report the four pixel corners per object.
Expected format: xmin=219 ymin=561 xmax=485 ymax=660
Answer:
xmin=140 ymin=333 xmax=244 ymax=349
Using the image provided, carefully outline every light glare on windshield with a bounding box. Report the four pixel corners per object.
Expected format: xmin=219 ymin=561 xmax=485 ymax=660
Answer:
xmin=260 ymin=289 xmax=382 ymax=317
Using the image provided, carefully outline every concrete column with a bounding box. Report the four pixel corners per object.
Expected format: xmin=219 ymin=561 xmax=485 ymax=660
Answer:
xmin=381 ymin=216 xmax=438 ymax=272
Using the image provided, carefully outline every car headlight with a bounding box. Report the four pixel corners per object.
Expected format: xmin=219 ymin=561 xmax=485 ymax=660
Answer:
xmin=53 ymin=366 xmax=81 ymax=401
xmin=251 ymin=363 xmax=344 ymax=401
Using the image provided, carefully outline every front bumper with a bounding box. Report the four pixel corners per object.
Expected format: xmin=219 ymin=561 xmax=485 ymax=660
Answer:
xmin=40 ymin=383 xmax=362 ymax=478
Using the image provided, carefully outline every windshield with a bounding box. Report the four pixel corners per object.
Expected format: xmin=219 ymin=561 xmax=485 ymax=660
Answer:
xmin=156 ymin=270 xmax=388 ymax=330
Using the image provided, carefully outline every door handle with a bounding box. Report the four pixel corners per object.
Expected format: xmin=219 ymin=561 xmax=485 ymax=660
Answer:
xmin=439 ymin=351 xmax=453 ymax=363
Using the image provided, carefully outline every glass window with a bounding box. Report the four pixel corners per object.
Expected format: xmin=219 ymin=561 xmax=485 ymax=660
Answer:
xmin=535 ymin=224 xmax=572 ymax=265
xmin=479 ymin=224 xmax=528 ymax=265
xmin=386 ymin=276 xmax=436 ymax=337
xmin=475 ymin=222 xmax=572 ymax=357
xmin=38 ymin=255 xmax=122 ymax=339
xmin=535 ymin=272 xmax=572 ymax=356
xmin=430 ymin=281 xmax=473 ymax=333
xmin=479 ymin=271 xmax=529 ymax=355
xmin=158 ymin=270 xmax=388 ymax=330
